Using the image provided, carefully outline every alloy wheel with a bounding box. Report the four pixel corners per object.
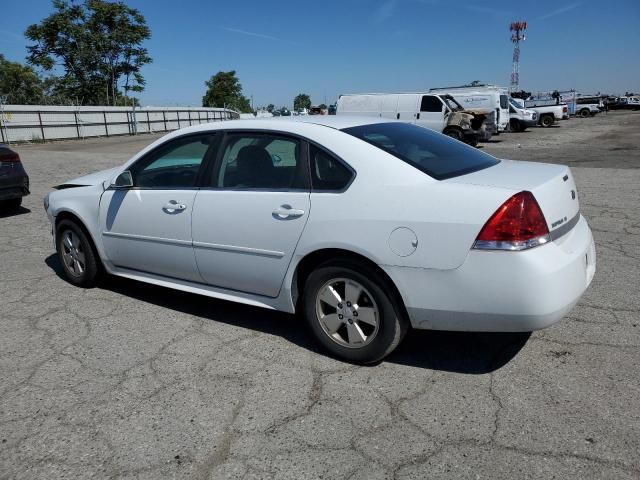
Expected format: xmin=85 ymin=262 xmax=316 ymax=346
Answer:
xmin=61 ymin=230 xmax=86 ymax=277
xmin=315 ymin=277 xmax=379 ymax=348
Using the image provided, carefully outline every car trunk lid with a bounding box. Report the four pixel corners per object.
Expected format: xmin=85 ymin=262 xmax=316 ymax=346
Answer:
xmin=445 ymin=159 xmax=580 ymax=237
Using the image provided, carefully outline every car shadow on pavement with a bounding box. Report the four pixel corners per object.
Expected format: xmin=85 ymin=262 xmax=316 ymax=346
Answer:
xmin=0 ymin=206 xmax=31 ymax=218
xmin=45 ymin=254 xmax=530 ymax=374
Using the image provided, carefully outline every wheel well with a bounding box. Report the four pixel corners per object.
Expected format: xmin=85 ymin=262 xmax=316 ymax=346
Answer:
xmin=443 ymin=126 xmax=463 ymax=136
xmin=55 ymin=211 xmax=103 ymax=268
xmin=293 ymin=248 xmax=408 ymax=319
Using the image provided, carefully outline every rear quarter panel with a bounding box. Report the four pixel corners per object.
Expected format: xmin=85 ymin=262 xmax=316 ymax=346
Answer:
xmin=292 ymin=128 xmax=513 ymax=271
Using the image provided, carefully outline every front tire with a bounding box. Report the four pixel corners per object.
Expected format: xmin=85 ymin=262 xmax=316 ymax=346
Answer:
xmin=443 ymin=127 xmax=464 ymax=142
xmin=579 ymin=108 xmax=590 ymax=118
xmin=302 ymin=262 xmax=408 ymax=364
xmin=56 ymin=219 xmax=100 ymax=287
xmin=510 ymin=119 xmax=523 ymax=132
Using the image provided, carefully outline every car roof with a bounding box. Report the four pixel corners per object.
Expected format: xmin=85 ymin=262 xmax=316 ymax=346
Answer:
xmin=175 ymin=115 xmax=394 ymax=136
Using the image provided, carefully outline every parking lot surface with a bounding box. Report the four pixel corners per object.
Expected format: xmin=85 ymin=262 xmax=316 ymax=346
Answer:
xmin=1 ymin=112 xmax=639 ymax=479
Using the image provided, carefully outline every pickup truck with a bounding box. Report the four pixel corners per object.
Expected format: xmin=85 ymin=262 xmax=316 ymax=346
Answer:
xmin=512 ymin=99 xmax=567 ymax=127
xmin=508 ymin=98 xmax=538 ymax=132
xmin=575 ymin=97 xmax=603 ymax=117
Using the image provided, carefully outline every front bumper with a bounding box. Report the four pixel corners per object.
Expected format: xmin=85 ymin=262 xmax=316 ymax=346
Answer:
xmin=384 ymin=215 xmax=596 ymax=332
xmin=521 ymin=118 xmax=538 ymax=128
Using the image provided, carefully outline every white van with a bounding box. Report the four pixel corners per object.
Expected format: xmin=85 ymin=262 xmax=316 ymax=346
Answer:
xmin=336 ymin=93 xmax=488 ymax=145
xmin=429 ymin=85 xmax=510 ymax=133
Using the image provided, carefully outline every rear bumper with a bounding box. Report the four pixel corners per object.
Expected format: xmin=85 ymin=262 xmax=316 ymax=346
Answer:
xmin=384 ymin=215 xmax=596 ymax=332
xmin=0 ymin=174 xmax=30 ymax=200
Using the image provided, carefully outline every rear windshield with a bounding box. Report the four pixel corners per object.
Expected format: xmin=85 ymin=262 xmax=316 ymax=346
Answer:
xmin=341 ymin=122 xmax=499 ymax=180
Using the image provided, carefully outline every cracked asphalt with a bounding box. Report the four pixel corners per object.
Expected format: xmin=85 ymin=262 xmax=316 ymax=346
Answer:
xmin=1 ymin=111 xmax=639 ymax=479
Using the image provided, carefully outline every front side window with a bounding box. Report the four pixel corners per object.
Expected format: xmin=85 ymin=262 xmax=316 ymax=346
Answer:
xmin=342 ymin=122 xmax=499 ymax=180
xmin=420 ymin=96 xmax=443 ymax=112
xmin=500 ymin=95 xmax=509 ymax=109
xmin=213 ymin=133 xmax=307 ymax=189
xmin=309 ymin=144 xmax=353 ymax=191
xmin=129 ymin=134 xmax=215 ymax=188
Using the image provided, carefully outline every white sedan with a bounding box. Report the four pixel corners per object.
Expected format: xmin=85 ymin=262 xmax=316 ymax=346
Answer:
xmin=44 ymin=117 xmax=596 ymax=363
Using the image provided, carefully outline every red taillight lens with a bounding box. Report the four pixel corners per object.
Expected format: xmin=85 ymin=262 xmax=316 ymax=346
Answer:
xmin=0 ymin=151 xmax=21 ymax=163
xmin=563 ymin=106 xmax=568 ymax=112
xmin=473 ymin=191 xmax=550 ymax=251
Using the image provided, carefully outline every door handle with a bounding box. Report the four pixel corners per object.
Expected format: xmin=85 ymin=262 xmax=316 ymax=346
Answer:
xmin=272 ymin=204 xmax=305 ymax=219
xmin=162 ymin=201 xmax=187 ymax=213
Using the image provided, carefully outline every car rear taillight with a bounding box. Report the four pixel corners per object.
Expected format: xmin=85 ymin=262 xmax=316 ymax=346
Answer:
xmin=473 ymin=191 xmax=550 ymax=251
xmin=0 ymin=151 xmax=21 ymax=163
xmin=563 ymin=106 xmax=568 ymax=112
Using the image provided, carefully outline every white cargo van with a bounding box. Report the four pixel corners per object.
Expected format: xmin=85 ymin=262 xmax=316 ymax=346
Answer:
xmin=336 ymin=93 xmax=488 ymax=146
xmin=429 ymin=85 xmax=510 ymax=133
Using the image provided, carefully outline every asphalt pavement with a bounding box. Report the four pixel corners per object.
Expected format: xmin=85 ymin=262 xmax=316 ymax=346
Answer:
xmin=1 ymin=111 xmax=639 ymax=479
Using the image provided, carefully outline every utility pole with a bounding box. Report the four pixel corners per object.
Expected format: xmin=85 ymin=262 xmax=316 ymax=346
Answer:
xmin=510 ymin=20 xmax=527 ymax=93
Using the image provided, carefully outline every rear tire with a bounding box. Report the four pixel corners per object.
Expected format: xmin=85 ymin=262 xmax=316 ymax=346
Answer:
xmin=540 ymin=114 xmax=554 ymax=127
xmin=579 ymin=108 xmax=590 ymax=118
xmin=56 ymin=219 xmax=100 ymax=287
xmin=302 ymin=261 xmax=408 ymax=364
xmin=0 ymin=197 xmax=22 ymax=211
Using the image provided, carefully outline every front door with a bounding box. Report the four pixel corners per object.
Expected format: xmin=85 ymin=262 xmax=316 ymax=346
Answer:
xmin=192 ymin=132 xmax=310 ymax=297
xmin=99 ymin=133 xmax=216 ymax=282
xmin=417 ymin=95 xmax=446 ymax=132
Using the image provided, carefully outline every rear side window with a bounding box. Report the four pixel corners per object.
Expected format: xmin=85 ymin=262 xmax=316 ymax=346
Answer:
xmin=420 ymin=96 xmax=442 ymax=112
xmin=342 ymin=122 xmax=499 ymax=180
xmin=309 ymin=144 xmax=353 ymax=191
xmin=213 ymin=133 xmax=308 ymax=190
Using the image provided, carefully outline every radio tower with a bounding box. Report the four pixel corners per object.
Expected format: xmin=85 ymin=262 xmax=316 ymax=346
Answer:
xmin=510 ymin=21 xmax=527 ymax=92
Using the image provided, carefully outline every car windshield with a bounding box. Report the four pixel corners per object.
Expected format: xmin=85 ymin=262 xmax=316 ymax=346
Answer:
xmin=443 ymin=96 xmax=463 ymax=111
xmin=342 ymin=122 xmax=499 ymax=180
xmin=509 ymin=98 xmax=523 ymax=109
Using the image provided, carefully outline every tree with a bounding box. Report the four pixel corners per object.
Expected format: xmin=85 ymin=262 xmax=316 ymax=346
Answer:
xmin=25 ymin=0 xmax=151 ymax=105
xmin=318 ymin=103 xmax=327 ymax=110
xmin=293 ymin=93 xmax=311 ymax=111
xmin=202 ymin=70 xmax=252 ymax=112
xmin=266 ymin=103 xmax=275 ymax=113
xmin=0 ymin=55 xmax=45 ymax=104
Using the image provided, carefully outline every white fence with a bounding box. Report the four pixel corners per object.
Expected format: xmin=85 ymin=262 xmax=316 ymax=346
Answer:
xmin=0 ymin=105 xmax=240 ymax=143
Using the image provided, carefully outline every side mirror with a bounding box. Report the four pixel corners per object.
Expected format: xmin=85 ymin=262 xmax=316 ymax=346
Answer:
xmin=111 ymin=170 xmax=133 ymax=189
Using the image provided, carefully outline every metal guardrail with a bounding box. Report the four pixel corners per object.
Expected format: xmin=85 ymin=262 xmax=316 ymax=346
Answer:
xmin=0 ymin=106 xmax=240 ymax=144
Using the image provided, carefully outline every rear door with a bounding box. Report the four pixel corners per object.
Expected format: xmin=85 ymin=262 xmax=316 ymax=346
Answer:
xmin=191 ymin=131 xmax=310 ymax=297
xmin=337 ymin=95 xmax=381 ymax=117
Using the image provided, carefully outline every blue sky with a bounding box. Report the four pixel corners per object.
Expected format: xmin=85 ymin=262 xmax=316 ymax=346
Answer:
xmin=1 ymin=0 xmax=639 ymax=107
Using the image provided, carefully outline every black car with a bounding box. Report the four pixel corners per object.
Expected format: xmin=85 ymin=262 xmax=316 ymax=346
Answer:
xmin=0 ymin=145 xmax=29 ymax=210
